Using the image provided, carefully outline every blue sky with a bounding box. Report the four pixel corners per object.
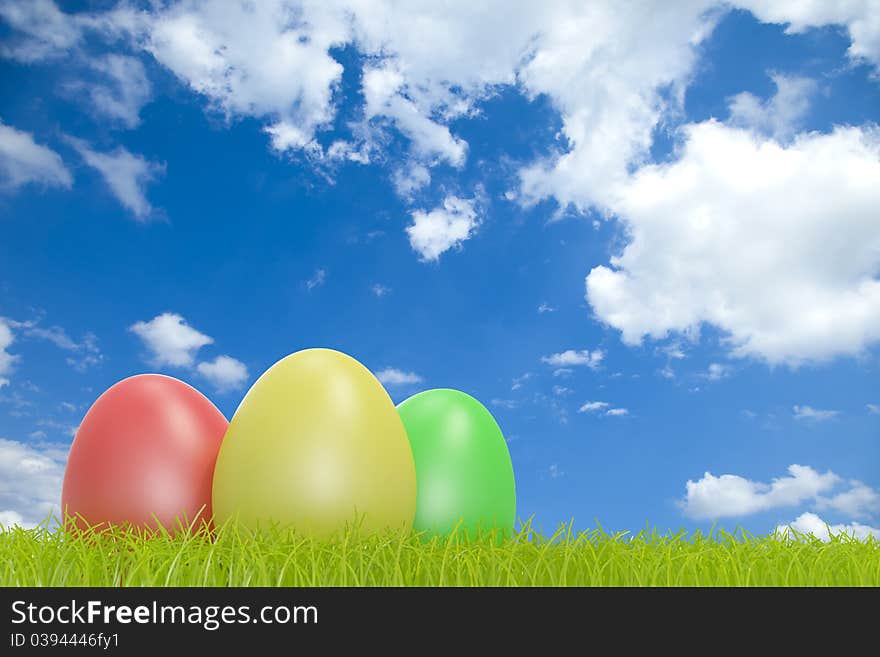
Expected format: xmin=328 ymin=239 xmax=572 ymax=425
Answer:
xmin=1 ymin=1 xmax=878 ymax=538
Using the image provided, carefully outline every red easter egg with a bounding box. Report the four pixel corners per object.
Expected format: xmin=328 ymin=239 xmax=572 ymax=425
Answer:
xmin=62 ymin=374 xmax=228 ymax=533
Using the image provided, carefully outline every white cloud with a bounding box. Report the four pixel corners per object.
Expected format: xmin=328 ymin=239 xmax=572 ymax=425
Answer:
xmin=4 ymin=1 xmax=877 ymax=217
xmin=21 ymin=1 xmax=715 ymax=201
xmin=541 ymin=349 xmax=604 ymax=369
xmin=68 ymin=138 xmax=164 ymax=220
xmin=142 ymin=0 xmax=347 ymax=154
xmin=511 ymin=372 xmax=532 ymax=390
xmin=77 ymin=54 xmax=152 ymax=128
xmin=552 ymin=368 xmax=573 ymax=378
xmin=515 ymin=2 xmax=719 ymax=211
xmin=866 ymin=403 xmax=880 ymax=415
xmin=552 ymin=385 xmax=571 ymax=396
xmin=375 ymin=367 xmax=423 ymax=387
xmin=491 ymin=398 xmax=518 ymax=410
xmin=16 ymin=321 xmax=101 ymax=371
xmin=129 ymin=312 xmax=213 ymax=368
xmin=681 ymin=464 xmax=840 ymax=520
xmin=0 ymin=0 xmax=83 ymax=62
xmin=36 ymin=419 xmax=78 ymax=438
xmin=130 ymin=313 xmax=247 ymax=391
xmin=21 ymin=324 xmax=78 ymax=351
xmin=0 ymin=121 xmax=72 ymax=191
xmin=362 ymin=63 xmax=468 ymax=167
xmin=728 ymin=73 xmax=817 ymax=141
xmin=548 ymin=463 xmax=563 ymax=479
xmin=406 ymin=195 xmax=480 ymax=262
xmin=775 ymin=512 xmax=880 ymax=542
xmin=0 ymin=318 xmax=17 ymax=387
xmin=0 ymin=438 xmax=67 ymax=529
xmin=392 ymin=164 xmax=431 ymax=198
xmin=305 ymin=268 xmax=326 ymax=291
xmin=586 ymin=122 xmax=880 ymax=366
xmin=538 ymin=303 xmax=556 ymax=314
xmin=0 ymin=510 xmax=27 ymax=528
xmin=196 ymin=355 xmax=249 ymax=393
xmin=371 ymin=284 xmax=391 ymax=297
xmin=579 ymin=401 xmax=609 ymax=413
xmin=662 ymin=343 xmax=687 ymax=360
xmin=706 ymin=363 xmax=731 ymax=381
xmin=0 ymin=317 xmax=101 ymax=383
xmin=734 ymin=0 xmax=880 ymax=68
xmin=605 ymin=408 xmax=629 ymax=417
xmin=64 ymin=333 xmax=102 ymax=371
xmin=817 ymin=481 xmax=880 ymax=519
xmin=793 ymin=405 xmax=839 ymax=422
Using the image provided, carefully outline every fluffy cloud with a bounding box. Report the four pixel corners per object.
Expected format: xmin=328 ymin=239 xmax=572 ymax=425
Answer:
xmin=4 ymin=2 xmax=878 ymax=194
xmin=0 ymin=0 xmax=83 ymax=62
xmin=392 ymin=164 xmax=431 ymax=198
xmin=0 ymin=319 xmax=17 ymax=388
xmin=793 ymin=405 xmax=839 ymax=422
xmin=4 ymin=3 xmax=880 ymax=353
xmin=0 ymin=2 xmax=152 ymax=129
xmin=196 ymin=355 xmax=249 ymax=393
xmin=371 ymin=284 xmax=391 ymax=297
xmin=406 ymin=195 xmax=480 ymax=262
xmin=0 ymin=121 xmax=72 ymax=191
xmin=728 ymin=73 xmax=816 ymax=141
xmin=541 ymin=349 xmax=604 ymax=369
xmin=705 ymin=363 xmax=731 ymax=381
xmin=734 ymin=0 xmax=880 ymax=68
xmin=0 ymin=438 xmax=67 ymax=529
xmin=775 ymin=512 xmax=880 ymax=542
xmin=579 ymin=401 xmax=628 ymax=416
xmin=362 ymin=63 xmax=468 ymax=167
xmin=76 ymin=54 xmax=152 ymax=128
xmin=586 ymin=122 xmax=880 ymax=366
xmin=68 ymin=139 xmax=164 ymax=220
xmin=375 ymin=367 xmax=423 ymax=387
xmin=130 ymin=313 xmax=247 ymax=393
xmin=868 ymin=403 xmax=880 ymax=415
xmin=0 ymin=1 xmax=717 ymax=197
xmin=516 ymin=2 xmax=719 ymax=210
xmin=681 ymin=464 xmax=840 ymax=520
xmin=129 ymin=313 xmax=213 ymax=367
xmin=817 ymin=481 xmax=880 ymax=519
xmin=142 ymin=0 xmax=348 ymax=153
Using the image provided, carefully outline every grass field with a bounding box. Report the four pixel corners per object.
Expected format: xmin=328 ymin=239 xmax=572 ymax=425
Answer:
xmin=1 ymin=520 xmax=877 ymax=586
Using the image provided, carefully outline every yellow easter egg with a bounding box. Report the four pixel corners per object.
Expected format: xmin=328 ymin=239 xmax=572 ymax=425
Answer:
xmin=212 ymin=348 xmax=416 ymax=536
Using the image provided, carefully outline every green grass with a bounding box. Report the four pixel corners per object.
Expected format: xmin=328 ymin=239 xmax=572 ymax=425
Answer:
xmin=1 ymin=520 xmax=877 ymax=586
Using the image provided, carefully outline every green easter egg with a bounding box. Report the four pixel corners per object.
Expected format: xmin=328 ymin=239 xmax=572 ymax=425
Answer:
xmin=397 ymin=388 xmax=515 ymax=537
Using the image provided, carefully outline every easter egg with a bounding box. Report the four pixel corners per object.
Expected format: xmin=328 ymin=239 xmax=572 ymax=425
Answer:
xmin=212 ymin=348 xmax=416 ymax=536
xmin=61 ymin=374 xmax=228 ymax=533
xmin=397 ymin=389 xmax=516 ymax=537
